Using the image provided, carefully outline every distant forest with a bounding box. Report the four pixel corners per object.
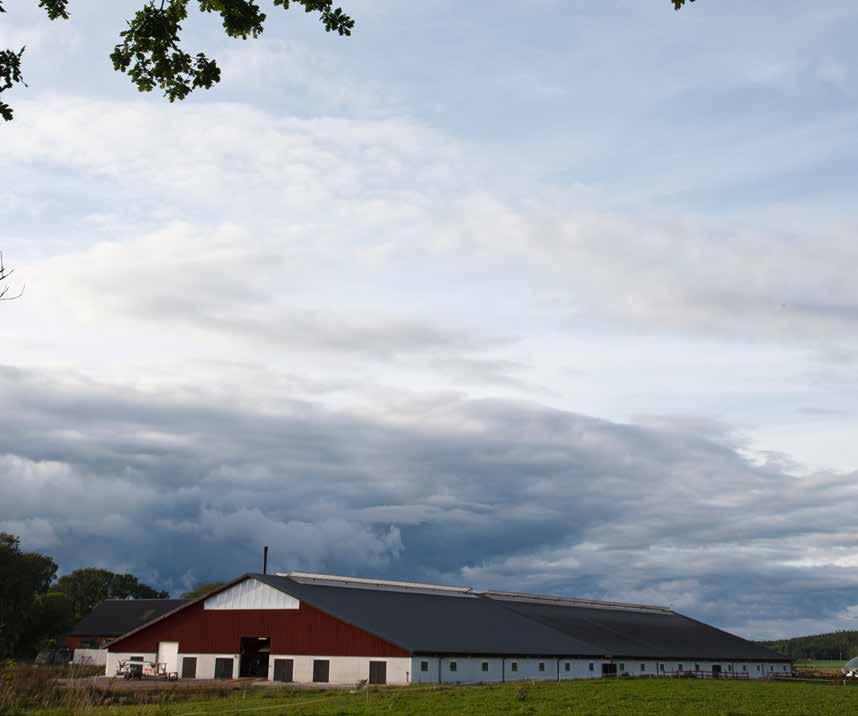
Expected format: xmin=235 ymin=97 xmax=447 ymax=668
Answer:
xmin=760 ymin=631 xmax=858 ymax=661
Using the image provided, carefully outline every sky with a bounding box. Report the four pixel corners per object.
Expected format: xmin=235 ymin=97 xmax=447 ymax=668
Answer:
xmin=2 ymin=0 xmax=858 ymax=640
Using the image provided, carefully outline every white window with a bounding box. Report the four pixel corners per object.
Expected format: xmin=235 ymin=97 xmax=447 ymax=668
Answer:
xmin=589 ymin=663 xmax=594 ymax=672
xmin=420 ymin=661 xmax=428 ymax=673
xmin=539 ymin=662 xmax=545 ymax=672
xmin=449 ymin=661 xmax=457 ymax=672
xmin=641 ymin=663 xmax=646 ymax=672
xmin=481 ymin=662 xmax=488 ymax=672
xmin=565 ymin=663 xmax=571 ymax=672
xmin=511 ymin=662 xmax=518 ymax=672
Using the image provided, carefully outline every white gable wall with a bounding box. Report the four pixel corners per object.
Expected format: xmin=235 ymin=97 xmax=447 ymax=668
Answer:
xmin=204 ymin=578 xmax=300 ymax=610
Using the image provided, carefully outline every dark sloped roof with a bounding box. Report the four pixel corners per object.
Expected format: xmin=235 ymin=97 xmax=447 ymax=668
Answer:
xmin=255 ymin=574 xmax=602 ymax=657
xmin=485 ymin=596 xmax=790 ymax=662
xmin=255 ymin=574 xmax=789 ymax=662
xmin=71 ymin=599 xmax=188 ymax=637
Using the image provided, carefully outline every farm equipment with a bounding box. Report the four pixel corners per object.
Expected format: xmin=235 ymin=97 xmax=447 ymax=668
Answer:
xmin=115 ymin=659 xmax=178 ymax=681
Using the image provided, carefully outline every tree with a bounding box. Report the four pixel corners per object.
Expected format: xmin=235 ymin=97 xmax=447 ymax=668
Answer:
xmin=1 ymin=0 xmax=355 ymax=122
xmin=0 ymin=1 xmax=704 ymax=123
xmin=0 ymin=533 xmax=58 ymax=658
xmin=181 ymin=581 xmax=226 ymax=599
xmin=0 ymin=253 xmax=23 ymax=301
xmin=54 ymin=568 xmax=168 ymax=622
xmin=20 ymin=591 xmax=75 ymax=655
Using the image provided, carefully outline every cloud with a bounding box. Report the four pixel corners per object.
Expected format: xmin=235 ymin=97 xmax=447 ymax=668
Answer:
xmin=5 ymin=97 xmax=858 ymax=354
xmin=1 ymin=364 xmax=858 ymax=637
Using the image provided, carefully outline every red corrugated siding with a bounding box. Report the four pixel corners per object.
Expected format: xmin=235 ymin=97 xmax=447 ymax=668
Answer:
xmin=108 ymin=599 xmax=409 ymax=657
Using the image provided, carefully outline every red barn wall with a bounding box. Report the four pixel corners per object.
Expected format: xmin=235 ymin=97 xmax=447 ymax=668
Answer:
xmin=108 ymin=600 xmax=409 ymax=657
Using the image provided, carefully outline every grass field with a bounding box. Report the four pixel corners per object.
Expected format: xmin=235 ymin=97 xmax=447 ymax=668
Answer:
xmin=12 ymin=678 xmax=858 ymax=716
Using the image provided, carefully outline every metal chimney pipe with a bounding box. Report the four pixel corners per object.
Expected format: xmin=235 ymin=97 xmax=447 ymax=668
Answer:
xmin=263 ymin=545 xmax=269 ymax=575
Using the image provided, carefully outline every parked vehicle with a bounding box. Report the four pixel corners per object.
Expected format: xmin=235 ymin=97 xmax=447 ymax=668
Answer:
xmin=115 ymin=659 xmax=178 ymax=681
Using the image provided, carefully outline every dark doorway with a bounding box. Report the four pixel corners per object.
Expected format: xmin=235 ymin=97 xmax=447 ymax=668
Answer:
xmin=273 ymin=658 xmax=294 ymax=683
xmin=369 ymin=661 xmax=387 ymax=685
xmin=313 ymin=660 xmax=330 ymax=683
xmin=181 ymin=657 xmax=197 ymax=679
xmin=214 ymin=657 xmax=234 ymax=680
xmin=712 ymin=664 xmax=722 ymax=678
xmin=601 ymin=663 xmax=618 ymax=677
xmin=239 ymin=637 xmax=271 ymax=678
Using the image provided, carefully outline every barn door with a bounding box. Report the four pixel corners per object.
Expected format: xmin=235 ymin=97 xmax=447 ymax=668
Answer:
xmin=273 ymin=659 xmax=294 ymax=683
xmin=214 ymin=658 xmax=234 ymax=679
xmin=157 ymin=642 xmax=179 ymax=675
xmin=369 ymin=661 xmax=387 ymax=685
xmin=181 ymin=657 xmax=197 ymax=679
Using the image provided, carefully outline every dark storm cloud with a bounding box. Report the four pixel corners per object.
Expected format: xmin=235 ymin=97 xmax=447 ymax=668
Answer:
xmin=2 ymin=365 xmax=857 ymax=638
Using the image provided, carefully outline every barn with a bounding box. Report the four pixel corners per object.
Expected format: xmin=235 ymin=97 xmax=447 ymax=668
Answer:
xmin=105 ymin=572 xmax=791 ymax=685
xmin=68 ymin=598 xmax=188 ymax=666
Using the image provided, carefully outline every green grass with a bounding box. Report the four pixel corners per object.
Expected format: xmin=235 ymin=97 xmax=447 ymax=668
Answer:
xmin=26 ymin=678 xmax=858 ymax=716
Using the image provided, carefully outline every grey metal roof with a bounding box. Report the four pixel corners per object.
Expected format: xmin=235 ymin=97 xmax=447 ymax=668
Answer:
xmin=488 ymin=596 xmax=790 ymax=662
xmin=255 ymin=574 xmax=602 ymax=657
xmin=254 ymin=573 xmax=790 ymax=661
xmin=70 ymin=599 xmax=188 ymax=637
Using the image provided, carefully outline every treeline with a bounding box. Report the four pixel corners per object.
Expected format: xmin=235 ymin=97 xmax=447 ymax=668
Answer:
xmin=0 ymin=532 xmax=167 ymax=659
xmin=760 ymin=631 xmax=858 ymax=661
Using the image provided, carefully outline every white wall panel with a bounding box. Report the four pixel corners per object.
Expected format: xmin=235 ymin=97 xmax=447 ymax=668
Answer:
xmin=177 ymin=653 xmax=238 ymax=679
xmin=411 ymin=657 xmax=608 ymax=684
xmin=268 ymin=655 xmax=411 ymax=685
xmin=559 ymin=659 xmax=605 ymax=680
xmin=204 ymin=578 xmax=299 ymax=610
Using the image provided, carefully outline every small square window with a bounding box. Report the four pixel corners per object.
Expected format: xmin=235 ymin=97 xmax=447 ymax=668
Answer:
xmin=449 ymin=661 xmax=457 ymax=672
xmin=539 ymin=662 xmax=545 ymax=672
xmin=482 ymin=662 xmax=488 ymax=672
xmin=589 ymin=663 xmax=594 ymax=672
xmin=565 ymin=662 xmax=571 ymax=672
xmin=511 ymin=662 xmax=518 ymax=672
xmin=420 ymin=661 xmax=428 ymax=673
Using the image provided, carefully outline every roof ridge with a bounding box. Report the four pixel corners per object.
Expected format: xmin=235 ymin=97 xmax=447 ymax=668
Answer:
xmin=481 ymin=590 xmax=673 ymax=614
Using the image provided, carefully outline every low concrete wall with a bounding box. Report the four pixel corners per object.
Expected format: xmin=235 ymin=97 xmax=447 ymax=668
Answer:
xmin=73 ymin=649 xmax=108 ymax=666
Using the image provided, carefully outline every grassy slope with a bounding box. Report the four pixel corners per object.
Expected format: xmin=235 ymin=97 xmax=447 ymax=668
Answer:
xmin=33 ymin=679 xmax=858 ymax=716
